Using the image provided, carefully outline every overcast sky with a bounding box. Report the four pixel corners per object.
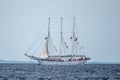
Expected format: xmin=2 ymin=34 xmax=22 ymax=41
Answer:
xmin=0 ymin=0 xmax=120 ymax=62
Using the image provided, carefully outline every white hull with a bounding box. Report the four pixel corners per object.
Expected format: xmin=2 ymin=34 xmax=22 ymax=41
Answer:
xmin=24 ymin=53 xmax=89 ymax=65
xmin=38 ymin=60 xmax=85 ymax=65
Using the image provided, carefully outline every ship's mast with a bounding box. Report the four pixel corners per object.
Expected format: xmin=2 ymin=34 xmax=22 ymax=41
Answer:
xmin=47 ymin=17 xmax=50 ymax=56
xmin=72 ymin=17 xmax=75 ymax=57
xmin=60 ymin=17 xmax=63 ymax=57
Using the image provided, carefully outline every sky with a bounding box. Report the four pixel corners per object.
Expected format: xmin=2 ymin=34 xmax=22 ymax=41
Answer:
xmin=0 ymin=0 xmax=120 ymax=62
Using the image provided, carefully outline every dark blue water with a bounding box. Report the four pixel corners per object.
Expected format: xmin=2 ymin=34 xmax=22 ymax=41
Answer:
xmin=0 ymin=63 xmax=120 ymax=80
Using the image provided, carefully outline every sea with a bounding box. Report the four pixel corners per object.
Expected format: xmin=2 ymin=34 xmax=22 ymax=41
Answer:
xmin=0 ymin=63 xmax=120 ymax=80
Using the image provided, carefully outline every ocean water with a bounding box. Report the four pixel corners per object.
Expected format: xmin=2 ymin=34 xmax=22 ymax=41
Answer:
xmin=0 ymin=63 xmax=120 ymax=80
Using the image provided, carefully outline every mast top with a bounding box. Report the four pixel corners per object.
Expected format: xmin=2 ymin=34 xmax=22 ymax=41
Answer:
xmin=73 ymin=17 xmax=75 ymax=37
xmin=48 ymin=17 xmax=50 ymax=37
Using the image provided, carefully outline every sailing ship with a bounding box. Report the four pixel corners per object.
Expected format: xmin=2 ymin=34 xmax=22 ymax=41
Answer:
xmin=25 ymin=17 xmax=90 ymax=65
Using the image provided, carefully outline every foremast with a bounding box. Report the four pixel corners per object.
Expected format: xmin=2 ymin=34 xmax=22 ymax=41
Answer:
xmin=47 ymin=17 xmax=50 ymax=57
xmin=40 ymin=17 xmax=51 ymax=59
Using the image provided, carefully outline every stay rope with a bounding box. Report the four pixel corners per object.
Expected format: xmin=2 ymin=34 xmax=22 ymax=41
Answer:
xmin=25 ymin=19 xmax=48 ymax=54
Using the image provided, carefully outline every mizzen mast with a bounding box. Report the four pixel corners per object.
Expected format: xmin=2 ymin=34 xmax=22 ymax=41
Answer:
xmin=72 ymin=17 xmax=75 ymax=57
xmin=60 ymin=17 xmax=63 ymax=57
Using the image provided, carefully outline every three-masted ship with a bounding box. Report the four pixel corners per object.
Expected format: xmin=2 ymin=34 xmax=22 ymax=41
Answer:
xmin=25 ymin=17 xmax=90 ymax=65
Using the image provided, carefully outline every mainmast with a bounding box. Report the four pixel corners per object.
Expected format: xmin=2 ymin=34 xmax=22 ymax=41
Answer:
xmin=60 ymin=17 xmax=63 ymax=57
xmin=72 ymin=17 xmax=75 ymax=57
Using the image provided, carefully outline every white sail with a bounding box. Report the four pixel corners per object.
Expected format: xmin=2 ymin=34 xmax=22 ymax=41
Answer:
xmin=40 ymin=39 xmax=49 ymax=59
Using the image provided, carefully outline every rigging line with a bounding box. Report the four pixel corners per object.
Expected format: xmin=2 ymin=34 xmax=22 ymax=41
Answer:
xmin=25 ymin=19 xmax=48 ymax=53
xmin=50 ymin=38 xmax=57 ymax=52
xmin=75 ymin=33 xmax=84 ymax=55
xmin=31 ymin=29 xmax=48 ymax=56
xmin=32 ymin=39 xmax=45 ymax=56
